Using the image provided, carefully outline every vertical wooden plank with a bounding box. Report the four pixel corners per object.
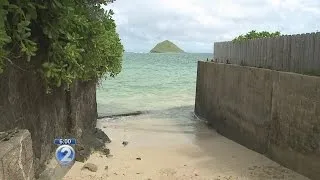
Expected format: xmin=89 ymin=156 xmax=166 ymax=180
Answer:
xmin=282 ymin=35 xmax=289 ymax=71
xmin=253 ymin=39 xmax=256 ymax=67
xmin=297 ymin=34 xmax=303 ymax=73
xmin=292 ymin=35 xmax=300 ymax=72
xmin=240 ymin=40 xmax=243 ymax=65
xmin=252 ymin=39 xmax=256 ymax=67
xmin=273 ymin=37 xmax=278 ymax=70
xmin=239 ymin=41 xmax=241 ymax=65
xmin=249 ymin=39 xmax=252 ymax=66
xmin=278 ymin=36 xmax=284 ymax=70
xmin=230 ymin=42 xmax=233 ymax=63
xmin=246 ymin=40 xmax=250 ymax=66
xmin=255 ymin=39 xmax=259 ymax=67
xmin=305 ymin=33 xmax=311 ymax=71
xmin=224 ymin=42 xmax=229 ymax=62
xmin=220 ymin=42 xmax=222 ymax=60
xmin=248 ymin=39 xmax=251 ymax=65
xmin=256 ymin=39 xmax=259 ymax=67
xmin=251 ymin=39 xmax=254 ymax=66
xmin=224 ymin=42 xmax=227 ymax=62
xmin=231 ymin=42 xmax=234 ymax=64
xmin=234 ymin=41 xmax=236 ymax=64
xmin=259 ymin=38 xmax=263 ymax=67
xmin=313 ymin=32 xmax=320 ymax=71
xmin=290 ymin=36 xmax=297 ymax=72
xmin=218 ymin=42 xmax=221 ymax=61
xmin=261 ymin=38 xmax=265 ymax=68
xmin=219 ymin=43 xmax=223 ymax=61
xmin=260 ymin=38 xmax=264 ymax=67
xmin=278 ymin=36 xmax=284 ymax=71
xmin=287 ymin=35 xmax=292 ymax=71
xmin=214 ymin=43 xmax=217 ymax=60
xmin=229 ymin=42 xmax=231 ymax=63
xmin=302 ymin=34 xmax=308 ymax=72
xmin=299 ymin=34 xmax=305 ymax=73
xmin=237 ymin=41 xmax=241 ymax=65
xmin=228 ymin=42 xmax=232 ymax=63
xmin=266 ymin=37 xmax=272 ymax=69
xmin=226 ymin=42 xmax=229 ymax=62
xmin=231 ymin=41 xmax=235 ymax=64
xmin=239 ymin=41 xmax=242 ymax=65
xmin=219 ymin=42 xmax=221 ymax=60
xmin=216 ymin=43 xmax=219 ymax=60
xmin=221 ymin=42 xmax=223 ymax=61
xmin=278 ymin=36 xmax=283 ymax=70
xmin=234 ymin=42 xmax=237 ymax=64
xmin=239 ymin=41 xmax=246 ymax=64
xmin=270 ymin=37 xmax=275 ymax=69
xmin=213 ymin=43 xmax=216 ymax=59
xmin=221 ymin=42 xmax=224 ymax=62
xmin=308 ymin=33 xmax=315 ymax=71
xmin=239 ymin=40 xmax=242 ymax=65
xmin=256 ymin=38 xmax=260 ymax=67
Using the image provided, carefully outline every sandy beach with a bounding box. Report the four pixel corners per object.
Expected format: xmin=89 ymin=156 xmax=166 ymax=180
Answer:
xmin=62 ymin=107 xmax=309 ymax=180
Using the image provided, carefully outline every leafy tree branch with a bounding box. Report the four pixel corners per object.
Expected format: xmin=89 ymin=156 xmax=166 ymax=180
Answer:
xmin=0 ymin=0 xmax=124 ymax=89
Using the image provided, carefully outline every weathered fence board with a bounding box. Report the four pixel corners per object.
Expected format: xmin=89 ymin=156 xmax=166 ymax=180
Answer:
xmin=214 ymin=32 xmax=320 ymax=73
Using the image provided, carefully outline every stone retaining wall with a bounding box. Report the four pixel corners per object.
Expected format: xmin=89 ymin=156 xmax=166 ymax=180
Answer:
xmin=195 ymin=61 xmax=320 ymax=180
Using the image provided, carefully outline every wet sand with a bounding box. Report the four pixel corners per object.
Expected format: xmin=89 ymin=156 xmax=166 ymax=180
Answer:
xmin=63 ymin=107 xmax=308 ymax=180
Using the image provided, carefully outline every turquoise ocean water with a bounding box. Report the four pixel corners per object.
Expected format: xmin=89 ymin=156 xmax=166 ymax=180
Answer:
xmin=97 ymin=52 xmax=212 ymax=116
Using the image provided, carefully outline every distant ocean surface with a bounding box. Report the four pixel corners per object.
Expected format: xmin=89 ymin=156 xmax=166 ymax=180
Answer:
xmin=97 ymin=52 xmax=212 ymax=116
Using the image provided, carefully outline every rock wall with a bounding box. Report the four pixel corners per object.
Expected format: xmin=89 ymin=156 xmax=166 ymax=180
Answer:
xmin=195 ymin=61 xmax=320 ymax=180
xmin=0 ymin=63 xmax=98 ymax=178
xmin=0 ymin=129 xmax=34 ymax=180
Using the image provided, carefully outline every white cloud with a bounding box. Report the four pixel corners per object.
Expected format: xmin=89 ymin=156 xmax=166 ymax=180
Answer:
xmin=105 ymin=0 xmax=320 ymax=53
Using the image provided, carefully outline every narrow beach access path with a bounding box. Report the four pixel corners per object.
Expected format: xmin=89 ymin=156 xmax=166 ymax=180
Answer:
xmin=63 ymin=106 xmax=308 ymax=180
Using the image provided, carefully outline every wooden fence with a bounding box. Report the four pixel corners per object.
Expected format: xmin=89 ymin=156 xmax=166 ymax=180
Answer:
xmin=214 ymin=32 xmax=320 ymax=74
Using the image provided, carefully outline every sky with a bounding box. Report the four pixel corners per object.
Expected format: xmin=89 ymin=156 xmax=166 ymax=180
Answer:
xmin=104 ymin=0 xmax=320 ymax=53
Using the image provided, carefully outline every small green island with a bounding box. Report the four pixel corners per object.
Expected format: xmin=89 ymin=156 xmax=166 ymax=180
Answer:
xmin=150 ymin=40 xmax=184 ymax=53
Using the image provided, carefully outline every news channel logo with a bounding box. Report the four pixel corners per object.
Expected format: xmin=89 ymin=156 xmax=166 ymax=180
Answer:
xmin=54 ymin=138 xmax=76 ymax=166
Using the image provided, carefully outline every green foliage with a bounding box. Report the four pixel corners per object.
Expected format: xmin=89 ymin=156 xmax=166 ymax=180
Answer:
xmin=150 ymin=40 xmax=184 ymax=53
xmin=232 ymin=30 xmax=281 ymax=42
xmin=0 ymin=0 xmax=123 ymax=88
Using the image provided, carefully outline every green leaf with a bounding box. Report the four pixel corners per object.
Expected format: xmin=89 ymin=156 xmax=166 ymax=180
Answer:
xmin=35 ymin=4 xmax=46 ymax=9
xmin=42 ymin=62 xmax=50 ymax=68
xmin=46 ymin=71 xmax=51 ymax=78
xmin=53 ymin=0 xmax=62 ymax=8
xmin=23 ymin=32 xmax=31 ymax=39
xmin=57 ymin=79 xmax=61 ymax=87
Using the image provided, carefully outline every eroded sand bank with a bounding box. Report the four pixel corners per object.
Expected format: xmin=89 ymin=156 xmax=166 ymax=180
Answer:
xmin=63 ymin=107 xmax=308 ymax=180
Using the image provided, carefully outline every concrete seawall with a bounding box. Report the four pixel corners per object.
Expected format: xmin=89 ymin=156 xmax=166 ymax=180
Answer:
xmin=195 ymin=61 xmax=320 ymax=180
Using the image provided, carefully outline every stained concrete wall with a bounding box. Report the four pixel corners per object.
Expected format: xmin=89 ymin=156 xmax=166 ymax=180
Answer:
xmin=195 ymin=61 xmax=320 ymax=180
xmin=0 ymin=63 xmax=98 ymax=178
xmin=0 ymin=129 xmax=34 ymax=180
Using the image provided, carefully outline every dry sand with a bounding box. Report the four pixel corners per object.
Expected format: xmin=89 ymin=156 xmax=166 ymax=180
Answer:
xmin=63 ymin=111 xmax=309 ymax=180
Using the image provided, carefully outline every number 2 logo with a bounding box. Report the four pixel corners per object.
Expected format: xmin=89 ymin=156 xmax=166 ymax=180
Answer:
xmin=55 ymin=145 xmax=75 ymax=166
xmin=60 ymin=146 xmax=72 ymax=162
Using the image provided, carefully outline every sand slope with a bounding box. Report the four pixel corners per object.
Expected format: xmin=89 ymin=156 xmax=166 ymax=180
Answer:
xmin=63 ymin=112 xmax=308 ymax=180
